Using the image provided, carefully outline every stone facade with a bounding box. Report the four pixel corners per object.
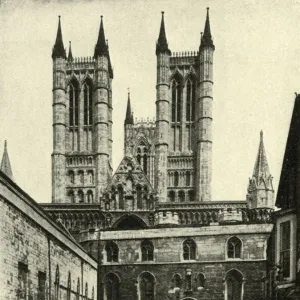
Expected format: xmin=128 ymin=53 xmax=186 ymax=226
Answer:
xmin=0 ymin=171 xmax=98 ymax=300
xmin=43 ymin=8 xmax=276 ymax=300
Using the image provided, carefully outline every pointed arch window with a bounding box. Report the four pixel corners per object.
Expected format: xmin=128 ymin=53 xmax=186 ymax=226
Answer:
xmin=78 ymin=170 xmax=84 ymax=184
xmin=227 ymin=237 xmax=242 ymax=259
xmin=104 ymin=273 xmax=119 ymax=300
xmin=186 ymin=171 xmax=191 ymax=186
xmin=105 ymin=241 xmax=119 ymax=262
xmin=69 ymin=80 xmax=79 ymax=126
xmin=196 ymin=273 xmax=205 ymax=289
xmin=68 ymin=190 xmax=75 ymax=203
xmin=78 ymin=190 xmax=84 ymax=203
xmin=178 ymin=190 xmax=185 ymax=202
xmin=87 ymin=190 xmax=93 ymax=203
xmin=168 ymin=190 xmax=175 ymax=202
xmin=139 ymin=272 xmax=155 ymax=300
xmin=225 ymin=270 xmax=243 ymax=300
xmin=171 ymin=79 xmax=182 ymax=123
xmin=136 ymin=185 xmax=143 ymax=209
xmin=118 ymin=186 xmax=124 ymax=210
xmin=54 ymin=265 xmax=60 ymax=300
xmin=141 ymin=240 xmax=154 ymax=261
xmin=183 ymin=239 xmax=196 ymax=260
xmin=76 ymin=278 xmax=80 ymax=300
xmin=174 ymin=172 xmax=179 ymax=187
xmin=173 ymin=273 xmax=182 ymax=288
xmin=83 ymin=80 xmax=93 ymax=125
xmin=68 ymin=170 xmax=75 ymax=184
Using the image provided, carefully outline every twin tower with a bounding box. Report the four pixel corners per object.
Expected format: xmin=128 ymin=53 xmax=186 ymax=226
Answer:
xmin=52 ymin=10 xmax=218 ymax=205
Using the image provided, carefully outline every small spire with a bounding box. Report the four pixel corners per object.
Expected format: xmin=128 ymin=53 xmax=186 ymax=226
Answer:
xmin=68 ymin=41 xmax=73 ymax=62
xmin=52 ymin=16 xmax=66 ymax=59
xmin=94 ymin=16 xmax=109 ymax=58
xmin=156 ymin=11 xmax=171 ymax=56
xmin=200 ymin=8 xmax=215 ymax=51
xmin=125 ymin=89 xmax=134 ymax=125
xmin=1 ymin=140 xmax=13 ymax=180
xmin=253 ymin=131 xmax=270 ymax=180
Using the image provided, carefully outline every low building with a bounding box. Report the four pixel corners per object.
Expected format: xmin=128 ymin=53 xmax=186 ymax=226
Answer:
xmin=0 ymin=164 xmax=98 ymax=300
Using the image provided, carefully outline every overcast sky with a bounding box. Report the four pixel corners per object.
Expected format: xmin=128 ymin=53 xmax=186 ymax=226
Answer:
xmin=1 ymin=0 xmax=299 ymax=203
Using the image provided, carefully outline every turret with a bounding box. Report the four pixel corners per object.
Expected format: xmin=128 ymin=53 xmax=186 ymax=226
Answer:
xmin=124 ymin=91 xmax=134 ymax=156
xmin=155 ymin=12 xmax=171 ymax=202
xmin=68 ymin=41 xmax=73 ymax=62
xmin=1 ymin=140 xmax=13 ymax=180
xmin=247 ymin=131 xmax=274 ymax=208
xmin=196 ymin=8 xmax=214 ymax=201
xmin=107 ymin=41 xmax=113 ymax=166
xmin=52 ymin=16 xmax=67 ymax=203
xmin=94 ymin=16 xmax=111 ymax=200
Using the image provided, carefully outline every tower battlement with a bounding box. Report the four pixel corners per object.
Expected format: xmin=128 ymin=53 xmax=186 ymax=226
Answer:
xmin=134 ymin=117 xmax=156 ymax=127
xmin=66 ymin=56 xmax=95 ymax=71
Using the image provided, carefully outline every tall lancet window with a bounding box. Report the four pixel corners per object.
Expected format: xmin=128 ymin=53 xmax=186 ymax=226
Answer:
xmin=186 ymin=79 xmax=195 ymax=122
xmin=171 ymin=79 xmax=182 ymax=123
xmin=69 ymin=80 xmax=79 ymax=126
xmin=83 ymin=80 xmax=93 ymax=125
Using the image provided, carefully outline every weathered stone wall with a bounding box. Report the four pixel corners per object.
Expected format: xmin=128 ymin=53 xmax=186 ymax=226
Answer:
xmin=0 ymin=172 xmax=98 ymax=300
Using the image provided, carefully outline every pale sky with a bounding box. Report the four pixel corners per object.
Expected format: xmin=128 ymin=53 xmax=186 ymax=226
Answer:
xmin=1 ymin=0 xmax=299 ymax=203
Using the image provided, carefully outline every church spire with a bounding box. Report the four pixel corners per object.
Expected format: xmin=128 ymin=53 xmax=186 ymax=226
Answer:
xmin=125 ymin=90 xmax=134 ymax=125
xmin=252 ymin=130 xmax=270 ymax=180
xmin=52 ymin=16 xmax=66 ymax=59
xmin=94 ymin=16 xmax=109 ymax=58
xmin=247 ymin=131 xmax=274 ymax=208
xmin=156 ymin=12 xmax=171 ymax=56
xmin=1 ymin=140 xmax=13 ymax=180
xmin=200 ymin=8 xmax=215 ymax=50
xmin=68 ymin=41 xmax=73 ymax=62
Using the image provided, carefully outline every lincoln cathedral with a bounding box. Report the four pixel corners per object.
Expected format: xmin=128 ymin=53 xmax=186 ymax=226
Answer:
xmin=1 ymin=7 xmax=299 ymax=300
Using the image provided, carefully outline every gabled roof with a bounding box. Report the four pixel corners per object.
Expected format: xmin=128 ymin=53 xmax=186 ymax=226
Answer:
xmin=276 ymin=94 xmax=300 ymax=208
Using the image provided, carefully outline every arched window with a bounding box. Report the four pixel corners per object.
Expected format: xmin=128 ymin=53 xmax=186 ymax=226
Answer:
xmin=88 ymin=170 xmax=94 ymax=184
xmin=136 ymin=185 xmax=142 ymax=209
xmin=171 ymin=79 xmax=182 ymax=123
xmin=178 ymin=190 xmax=185 ymax=202
xmin=69 ymin=170 xmax=75 ymax=184
xmin=69 ymin=80 xmax=79 ymax=126
xmin=78 ymin=170 xmax=84 ymax=184
xmin=105 ymin=242 xmax=118 ymax=262
xmin=173 ymin=273 xmax=182 ymax=288
xmin=183 ymin=239 xmax=196 ymax=260
xmin=174 ymin=172 xmax=179 ymax=187
xmin=118 ymin=186 xmax=124 ymax=210
xmin=143 ymin=154 xmax=147 ymax=174
xmin=54 ymin=265 xmax=60 ymax=300
xmin=83 ymin=80 xmax=93 ymax=126
xmin=227 ymin=237 xmax=242 ymax=259
xmin=139 ymin=272 xmax=155 ymax=300
xmin=85 ymin=282 xmax=88 ymax=300
xmin=76 ymin=278 xmax=80 ymax=300
xmin=186 ymin=171 xmax=191 ymax=186
xmin=196 ymin=273 xmax=205 ymax=289
xmin=78 ymin=190 xmax=84 ymax=203
xmin=225 ymin=270 xmax=243 ymax=300
xmin=168 ymin=191 xmax=175 ymax=202
xmin=87 ymin=190 xmax=93 ymax=203
xmin=67 ymin=190 xmax=75 ymax=203
xmin=141 ymin=240 xmax=154 ymax=261
xmin=186 ymin=79 xmax=196 ymax=122
xmin=104 ymin=273 xmax=119 ymax=300
xmin=67 ymin=272 xmax=71 ymax=300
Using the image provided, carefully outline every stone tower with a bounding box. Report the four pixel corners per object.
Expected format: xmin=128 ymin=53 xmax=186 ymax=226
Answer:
xmin=196 ymin=8 xmax=214 ymax=201
xmin=51 ymin=16 xmax=113 ymax=204
xmin=247 ymin=131 xmax=274 ymax=208
xmin=155 ymin=12 xmax=171 ymax=202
